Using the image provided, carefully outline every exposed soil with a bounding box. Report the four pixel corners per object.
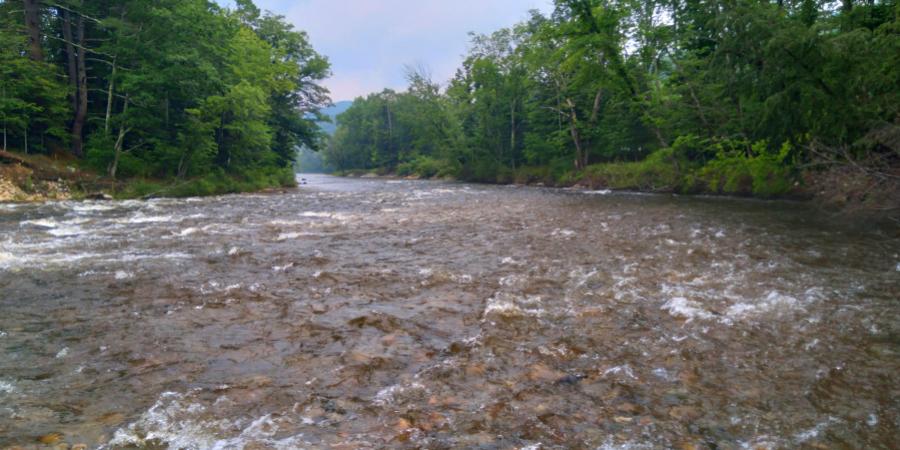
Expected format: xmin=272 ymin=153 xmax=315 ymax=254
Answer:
xmin=0 ymin=150 xmax=98 ymax=202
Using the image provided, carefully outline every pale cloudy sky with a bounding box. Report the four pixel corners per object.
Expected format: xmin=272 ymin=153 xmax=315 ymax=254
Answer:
xmin=221 ymin=0 xmax=554 ymax=101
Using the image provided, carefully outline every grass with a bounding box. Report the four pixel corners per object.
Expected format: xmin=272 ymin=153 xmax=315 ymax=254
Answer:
xmin=114 ymin=166 xmax=297 ymax=199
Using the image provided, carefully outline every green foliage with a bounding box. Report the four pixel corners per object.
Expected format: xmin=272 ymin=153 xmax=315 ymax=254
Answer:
xmin=583 ymin=149 xmax=680 ymax=192
xmin=116 ymin=166 xmax=295 ymax=199
xmin=326 ymin=0 xmax=896 ymax=201
xmin=0 ymin=6 xmax=69 ymax=154
xmin=396 ymin=156 xmax=459 ymax=178
xmin=0 ymin=0 xmax=329 ymax=195
xmin=691 ymin=141 xmax=796 ymax=197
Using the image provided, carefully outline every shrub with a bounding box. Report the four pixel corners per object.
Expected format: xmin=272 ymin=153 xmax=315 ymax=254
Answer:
xmin=397 ymin=156 xmax=460 ymax=178
xmin=692 ymin=140 xmax=796 ymax=197
xmin=582 ymin=148 xmax=680 ymax=191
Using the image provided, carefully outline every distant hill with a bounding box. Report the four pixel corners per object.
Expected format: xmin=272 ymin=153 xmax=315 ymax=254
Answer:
xmin=318 ymin=100 xmax=353 ymax=135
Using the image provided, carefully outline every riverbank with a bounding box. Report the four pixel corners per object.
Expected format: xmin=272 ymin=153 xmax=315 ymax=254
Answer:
xmin=0 ymin=150 xmax=296 ymax=203
xmin=0 ymin=150 xmax=84 ymax=202
xmin=337 ymin=154 xmax=899 ymax=222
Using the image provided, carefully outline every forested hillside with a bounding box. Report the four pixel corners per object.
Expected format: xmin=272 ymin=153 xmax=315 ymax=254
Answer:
xmin=0 ymin=0 xmax=330 ymax=197
xmin=326 ymin=0 xmax=899 ymax=211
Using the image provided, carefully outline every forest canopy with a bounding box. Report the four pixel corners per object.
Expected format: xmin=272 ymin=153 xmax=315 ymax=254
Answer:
xmin=326 ymin=0 xmax=899 ymax=207
xmin=0 ymin=0 xmax=330 ymax=194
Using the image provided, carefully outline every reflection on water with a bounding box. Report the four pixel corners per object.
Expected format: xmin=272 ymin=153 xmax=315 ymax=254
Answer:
xmin=0 ymin=174 xmax=897 ymax=449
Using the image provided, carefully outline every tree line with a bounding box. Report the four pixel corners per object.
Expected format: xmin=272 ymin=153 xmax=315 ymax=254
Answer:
xmin=1 ymin=0 xmax=330 ymax=194
xmin=326 ymin=0 xmax=898 ymax=206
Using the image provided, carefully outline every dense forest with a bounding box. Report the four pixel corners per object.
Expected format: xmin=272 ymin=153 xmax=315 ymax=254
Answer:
xmin=0 ymin=0 xmax=330 ymax=196
xmin=326 ymin=0 xmax=899 ymax=209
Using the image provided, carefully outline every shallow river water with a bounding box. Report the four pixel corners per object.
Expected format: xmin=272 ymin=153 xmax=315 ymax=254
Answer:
xmin=0 ymin=174 xmax=898 ymax=449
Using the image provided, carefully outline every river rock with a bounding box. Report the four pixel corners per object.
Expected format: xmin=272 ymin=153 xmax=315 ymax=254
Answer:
xmin=85 ymin=192 xmax=113 ymax=200
xmin=668 ymin=406 xmax=701 ymax=422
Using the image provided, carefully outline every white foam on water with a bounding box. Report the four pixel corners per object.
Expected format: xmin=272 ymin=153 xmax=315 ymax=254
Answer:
xmin=661 ymin=297 xmax=715 ymax=322
xmin=107 ymin=391 xmax=230 ymax=449
xmin=595 ymin=438 xmax=655 ymax=450
xmin=115 ymin=252 xmax=192 ymax=263
xmin=500 ymin=257 xmax=525 ymax=266
xmin=115 ymin=271 xmax=134 ymax=280
xmin=0 ymin=330 xmax=7 ymax=338
xmin=115 ymin=214 xmax=175 ymax=225
xmin=793 ymin=416 xmax=840 ymax=444
xmin=551 ymin=228 xmax=576 ymax=238
xmin=72 ymin=202 xmax=116 ymax=213
xmin=276 ymin=232 xmax=302 ymax=241
xmin=584 ymin=189 xmax=612 ymax=195
xmin=499 ymin=274 xmax=526 ymax=287
xmin=0 ymin=251 xmax=19 ymax=269
xmin=299 ymin=211 xmax=353 ymax=222
xmin=804 ymin=338 xmax=820 ymax=351
xmin=726 ymin=291 xmax=802 ymax=319
xmin=0 ymin=380 xmax=16 ymax=394
xmin=738 ymin=437 xmax=784 ymax=450
xmin=372 ymin=382 xmax=427 ymax=407
xmin=300 ymin=211 xmax=332 ymax=218
xmin=35 ymin=252 xmax=104 ymax=267
xmin=483 ymin=293 xmax=546 ymax=319
xmin=109 ymin=392 xmax=308 ymax=449
xmin=269 ymin=220 xmax=305 ymax=226
xmin=55 ymin=347 xmax=69 ymax=358
xmin=179 ymin=227 xmax=199 ymax=237
xmin=21 ymin=218 xmax=59 ymax=228
xmin=46 ymin=225 xmax=85 ymax=237
xmin=451 ymin=273 xmax=473 ymax=284
xmin=602 ymin=365 xmax=637 ymax=380
xmin=895 ymin=262 xmax=899 ymax=272
xmin=272 ymin=263 xmax=294 ymax=272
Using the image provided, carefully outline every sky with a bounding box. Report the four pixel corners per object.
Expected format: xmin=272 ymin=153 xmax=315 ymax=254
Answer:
xmin=220 ymin=0 xmax=554 ymax=102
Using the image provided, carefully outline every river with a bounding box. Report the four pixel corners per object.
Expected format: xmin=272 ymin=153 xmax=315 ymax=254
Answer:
xmin=0 ymin=174 xmax=897 ymax=449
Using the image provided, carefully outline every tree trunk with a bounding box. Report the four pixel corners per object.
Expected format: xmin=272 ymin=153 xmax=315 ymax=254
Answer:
xmin=509 ymin=100 xmax=516 ymax=169
xmin=109 ymin=96 xmax=129 ymax=179
xmin=589 ymin=88 xmax=603 ymax=125
xmin=60 ymin=7 xmax=78 ymax=113
xmin=178 ymin=150 xmax=190 ymax=179
xmin=23 ymin=0 xmax=43 ymax=62
xmin=689 ymin=83 xmax=713 ymax=135
xmin=71 ymin=15 xmax=88 ymax=158
xmin=566 ymin=98 xmax=585 ymax=170
xmin=652 ymin=127 xmax=668 ymax=149
xmin=2 ymin=85 xmax=6 ymax=151
xmin=109 ymin=95 xmax=132 ymax=179
xmin=584 ymin=88 xmax=604 ymax=169
xmin=105 ymin=59 xmax=117 ymax=133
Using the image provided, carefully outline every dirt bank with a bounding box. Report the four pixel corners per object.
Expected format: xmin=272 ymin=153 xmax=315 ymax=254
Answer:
xmin=0 ymin=150 xmax=93 ymax=202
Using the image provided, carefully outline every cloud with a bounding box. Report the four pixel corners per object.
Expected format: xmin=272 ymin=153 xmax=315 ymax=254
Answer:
xmin=238 ymin=0 xmax=554 ymax=101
